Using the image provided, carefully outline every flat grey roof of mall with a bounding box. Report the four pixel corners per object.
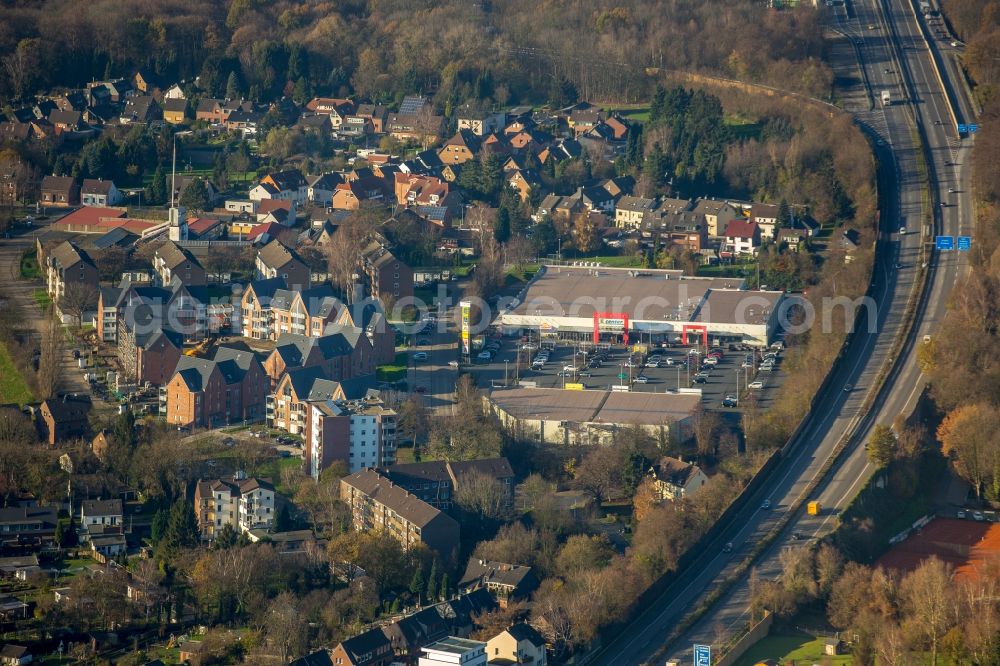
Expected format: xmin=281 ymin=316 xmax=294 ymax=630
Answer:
xmin=487 ymin=387 xmax=701 ymax=425
xmin=506 ymin=265 xmax=747 ymax=322
xmin=691 ymin=289 xmax=784 ymax=326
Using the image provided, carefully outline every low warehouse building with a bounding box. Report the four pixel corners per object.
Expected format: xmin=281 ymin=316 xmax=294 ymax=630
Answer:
xmin=485 ymin=386 xmax=700 ymax=445
xmin=497 ymin=265 xmax=785 ymax=347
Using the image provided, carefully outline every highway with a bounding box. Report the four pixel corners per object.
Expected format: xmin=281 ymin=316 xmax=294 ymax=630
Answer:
xmin=588 ymin=0 xmax=977 ymax=663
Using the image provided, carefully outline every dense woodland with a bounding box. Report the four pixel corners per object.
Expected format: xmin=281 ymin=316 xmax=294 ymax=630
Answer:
xmin=0 ymin=0 xmax=831 ymax=107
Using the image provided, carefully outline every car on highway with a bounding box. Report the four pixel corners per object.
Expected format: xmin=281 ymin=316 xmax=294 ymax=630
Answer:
xmin=951 ymin=40 xmax=961 ymax=47
xmin=948 ymin=187 xmax=955 ymax=193
xmin=749 ymin=380 xmax=764 ymax=390
xmin=722 ymin=542 xmax=733 ymax=553
xmin=844 ymin=384 xmax=853 ymax=392
xmin=899 ymin=226 xmax=906 ymax=235
xmin=412 ymin=352 xmax=428 ymax=361
xmin=761 ymin=499 xmax=772 ymax=510
xmin=877 ymin=139 xmax=885 ymax=146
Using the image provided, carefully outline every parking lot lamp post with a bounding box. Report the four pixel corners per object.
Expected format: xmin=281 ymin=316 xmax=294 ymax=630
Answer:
xmin=505 ymin=360 xmax=509 ymax=386
xmin=735 ymin=368 xmax=741 ymax=406
xmin=676 ymin=365 xmax=681 ymax=390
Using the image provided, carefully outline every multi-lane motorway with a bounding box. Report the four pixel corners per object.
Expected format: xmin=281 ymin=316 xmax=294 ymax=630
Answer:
xmin=589 ymin=0 xmax=976 ymax=663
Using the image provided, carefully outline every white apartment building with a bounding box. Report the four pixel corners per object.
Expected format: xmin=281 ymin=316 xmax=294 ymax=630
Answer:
xmin=194 ymin=473 xmax=275 ymax=540
xmin=308 ymin=397 xmax=397 ymax=479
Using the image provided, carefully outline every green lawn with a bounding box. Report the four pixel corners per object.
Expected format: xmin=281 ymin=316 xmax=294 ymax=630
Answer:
xmin=377 ymin=353 xmax=408 ymax=382
xmin=33 ymin=289 xmax=52 ymax=310
xmin=735 ymin=633 xmax=852 ymax=666
xmin=0 ymin=343 xmax=33 ymax=405
xmin=586 ymin=254 xmax=646 ymax=268
xmin=20 ymin=250 xmax=41 ymax=280
xmin=258 ymin=456 xmax=304 ymax=496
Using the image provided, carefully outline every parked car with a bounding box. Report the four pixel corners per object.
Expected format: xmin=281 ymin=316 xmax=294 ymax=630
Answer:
xmin=633 ymin=375 xmax=649 ymax=384
xmin=413 ymin=352 xmax=428 ymax=361
xmin=974 ymin=511 xmax=986 ymax=521
xmin=477 ymin=351 xmax=492 ymax=361
xmin=692 ymin=376 xmax=708 ymax=384
xmin=448 ymin=360 xmax=459 ymax=368
xmin=722 ymin=396 xmax=737 ymax=407
xmin=749 ymin=380 xmax=764 ymax=390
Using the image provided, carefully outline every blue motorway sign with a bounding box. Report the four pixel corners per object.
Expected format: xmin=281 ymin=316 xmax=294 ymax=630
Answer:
xmin=958 ymin=236 xmax=972 ymax=251
xmin=936 ymin=236 xmax=955 ymax=251
xmin=958 ymin=123 xmax=968 ymax=133
xmin=970 ymin=124 xmax=979 ymax=133
xmin=694 ymin=644 xmax=711 ymax=666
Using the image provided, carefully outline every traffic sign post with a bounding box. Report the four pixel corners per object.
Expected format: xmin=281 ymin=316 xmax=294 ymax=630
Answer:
xmin=936 ymin=236 xmax=955 ymax=251
xmin=694 ymin=644 xmax=711 ymax=666
xmin=958 ymin=236 xmax=972 ymax=251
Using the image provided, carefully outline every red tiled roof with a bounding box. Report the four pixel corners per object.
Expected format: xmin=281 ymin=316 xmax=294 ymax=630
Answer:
xmin=187 ymin=216 xmax=224 ymax=235
xmin=53 ymin=207 xmax=126 ymax=229
xmin=257 ymin=199 xmax=293 ymax=215
xmin=247 ymin=221 xmax=281 ymax=241
xmin=724 ymin=220 xmax=759 ymax=239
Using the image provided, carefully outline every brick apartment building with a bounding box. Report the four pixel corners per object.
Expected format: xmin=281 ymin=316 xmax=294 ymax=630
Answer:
xmin=359 ymin=240 xmax=413 ymax=306
xmin=164 ymin=346 xmax=267 ymax=428
xmin=46 ymin=241 xmax=99 ymax=300
xmin=304 ymin=390 xmax=397 ymax=478
xmin=340 ymin=468 xmax=459 ymax=556
xmin=263 ymin=330 xmax=375 ymax=388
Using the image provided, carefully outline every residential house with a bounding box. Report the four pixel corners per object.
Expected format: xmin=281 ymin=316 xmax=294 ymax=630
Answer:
xmin=297 ymin=113 xmax=333 ymax=136
xmin=308 ymin=173 xmax=343 ymax=206
xmin=40 ymin=175 xmax=79 ymax=207
xmin=437 ymin=129 xmax=481 ymax=165
xmin=536 ymin=138 xmax=582 ymax=165
xmin=659 ymin=210 xmax=709 ymax=252
xmin=456 ymin=106 xmax=506 ymax=136
xmin=48 ymin=110 xmax=84 ymax=134
xmin=354 ymin=104 xmax=389 ymax=134
xmin=841 ymin=228 xmax=861 ymax=263
xmin=325 ymin=628 xmax=394 ymax=666
xmin=305 ymin=391 xmax=396 ymax=478
xmin=121 ymin=96 xmax=162 ymax=125
xmin=419 ymin=638 xmax=487 ymax=666
xmin=507 ymin=169 xmax=540 ymax=202
xmin=194 ymin=474 xmax=275 ymax=539
xmin=692 ymin=198 xmax=740 ymax=237
xmin=118 ymin=324 xmax=183 ymax=386
xmin=378 ymin=458 xmax=515 ymax=512
xmin=248 ymin=170 xmax=307 ymax=206
xmin=45 ymin=241 xmax=99 ymax=299
xmin=777 ymin=228 xmax=807 ymax=252
xmin=195 ymin=98 xmax=250 ymax=124
xmin=225 ymin=108 xmax=261 ymax=136
xmin=164 ymin=346 xmax=268 ymax=428
xmin=649 ymin=457 xmax=708 ymax=501
xmin=305 ymin=97 xmax=355 ymax=126
xmin=255 ymin=239 xmax=310 ymax=289
xmin=263 ymin=328 xmax=373 ymax=387
xmin=576 ymin=185 xmax=615 ymax=214
xmin=239 ymin=277 xmax=287 ymax=340
xmin=615 ymin=196 xmax=658 ymax=229
xmin=722 ymin=220 xmax=761 ymax=257
xmin=164 ymin=84 xmax=186 ymax=100
xmin=80 ymin=178 xmax=123 ymax=207
xmin=382 ymin=590 xmax=496 ymax=661
xmin=330 ymin=178 xmax=386 ymax=211
xmin=568 ymin=105 xmax=605 ymax=137
xmin=256 ymin=198 xmax=297 ymax=225
xmin=133 ymin=69 xmax=162 ymax=95
xmin=153 ymin=241 xmax=207 ymax=287
xmin=359 ymin=240 xmax=413 ymax=305
xmin=268 ymin=285 xmax=349 ymax=340
xmin=459 ymin=559 xmax=539 ymax=607
xmin=0 ymin=644 xmax=31 ymax=666
xmin=751 ymin=203 xmax=782 ymax=240
xmin=37 ymin=395 xmax=92 ymax=446
xmin=80 ymin=499 xmax=123 ymax=530
xmin=394 ymin=173 xmax=461 ymax=220
xmin=340 ymin=468 xmax=460 ymax=556
xmin=0 ymin=506 xmax=58 ymax=549
xmin=486 ymin=624 xmax=547 ymax=666
xmin=162 ymin=98 xmax=187 ymax=125
xmin=386 ymin=112 xmax=445 ymax=146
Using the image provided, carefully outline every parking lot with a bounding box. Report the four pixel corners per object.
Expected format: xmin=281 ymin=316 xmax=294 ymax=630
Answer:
xmin=467 ymin=337 xmax=786 ymax=412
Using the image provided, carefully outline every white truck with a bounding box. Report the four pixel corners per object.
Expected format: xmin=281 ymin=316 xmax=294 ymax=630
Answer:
xmin=881 ymin=90 xmax=891 ymax=106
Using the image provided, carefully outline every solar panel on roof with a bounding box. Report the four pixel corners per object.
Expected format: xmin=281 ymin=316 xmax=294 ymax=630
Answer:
xmin=92 ymin=227 xmax=131 ymax=249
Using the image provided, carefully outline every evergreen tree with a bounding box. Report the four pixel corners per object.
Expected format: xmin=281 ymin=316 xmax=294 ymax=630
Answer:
xmin=439 ymin=572 xmax=450 ymax=600
xmin=390 ymin=598 xmax=402 ymax=613
xmin=494 ymin=208 xmax=511 ymax=243
xmin=148 ymin=165 xmax=167 ymax=206
xmin=214 ymin=523 xmax=238 ymax=549
xmin=54 ymin=520 xmax=66 ymax=548
xmin=151 ymin=507 xmax=169 ymax=543
xmin=225 ymin=71 xmax=242 ymax=100
xmin=274 ymin=504 xmax=292 ymax=532
xmin=778 ymin=199 xmax=792 ymax=227
xmin=111 ymin=410 xmax=136 ymax=449
xmin=179 ymin=177 xmax=210 ymax=211
xmin=426 ymin=561 xmax=439 ymax=601
xmin=293 ymin=77 xmax=311 ymax=104
xmin=409 ymin=568 xmax=425 ymax=606
xmin=164 ymin=498 xmax=199 ymax=550
xmin=532 ymin=217 xmax=558 ymax=256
